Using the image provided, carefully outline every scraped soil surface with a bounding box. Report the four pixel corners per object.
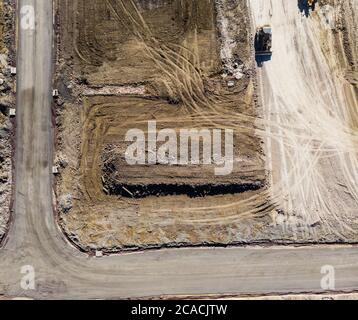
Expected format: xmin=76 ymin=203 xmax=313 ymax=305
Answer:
xmin=55 ymin=0 xmax=357 ymax=252
xmin=59 ymin=0 xmax=220 ymax=86
xmin=55 ymin=0 xmax=275 ymax=252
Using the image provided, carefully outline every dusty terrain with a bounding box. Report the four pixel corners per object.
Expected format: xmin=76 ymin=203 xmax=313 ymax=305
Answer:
xmin=252 ymin=0 xmax=358 ymax=241
xmin=0 ymin=0 xmax=15 ymax=243
xmin=59 ymin=0 xmax=220 ymax=86
xmin=55 ymin=0 xmax=271 ymax=252
xmin=54 ymin=0 xmax=358 ymax=252
xmin=0 ymin=0 xmax=357 ymax=300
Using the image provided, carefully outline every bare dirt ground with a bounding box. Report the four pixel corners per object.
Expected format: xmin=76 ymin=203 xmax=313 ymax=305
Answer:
xmin=0 ymin=0 xmax=15 ymax=243
xmin=55 ymin=0 xmax=357 ymax=252
xmin=59 ymin=0 xmax=220 ymax=86
xmin=3 ymin=0 xmax=358 ymax=301
xmin=251 ymin=0 xmax=358 ymax=241
xmin=55 ymin=0 xmax=272 ymax=252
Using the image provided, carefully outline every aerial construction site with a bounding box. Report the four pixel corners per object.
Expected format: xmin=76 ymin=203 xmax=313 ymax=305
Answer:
xmin=55 ymin=0 xmax=270 ymax=252
xmin=53 ymin=0 xmax=357 ymax=253
xmin=0 ymin=0 xmax=357 ymax=300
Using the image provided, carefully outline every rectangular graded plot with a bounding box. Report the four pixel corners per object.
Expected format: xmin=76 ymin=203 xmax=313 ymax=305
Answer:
xmin=56 ymin=94 xmax=269 ymax=251
xmin=56 ymin=0 xmax=273 ymax=252
xmin=59 ymin=0 xmax=220 ymax=85
xmin=86 ymin=96 xmax=265 ymax=197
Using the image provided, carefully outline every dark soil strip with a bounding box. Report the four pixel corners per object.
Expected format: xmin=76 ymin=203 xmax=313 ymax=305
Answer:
xmin=106 ymin=182 xmax=263 ymax=198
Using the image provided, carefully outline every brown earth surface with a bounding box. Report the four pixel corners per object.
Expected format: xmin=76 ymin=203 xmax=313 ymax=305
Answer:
xmin=55 ymin=0 xmax=274 ymax=252
xmin=318 ymin=0 xmax=357 ymax=125
xmin=55 ymin=0 xmax=357 ymax=252
xmin=59 ymin=0 xmax=220 ymax=87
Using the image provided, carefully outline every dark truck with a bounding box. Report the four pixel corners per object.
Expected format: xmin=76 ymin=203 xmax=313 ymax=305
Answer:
xmin=255 ymin=25 xmax=272 ymax=57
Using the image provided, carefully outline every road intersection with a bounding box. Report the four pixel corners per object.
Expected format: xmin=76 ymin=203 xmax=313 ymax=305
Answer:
xmin=0 ymin=0 xmax=357 ymax=299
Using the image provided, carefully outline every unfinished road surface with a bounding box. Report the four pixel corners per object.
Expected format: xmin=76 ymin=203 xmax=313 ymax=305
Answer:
xmin=0 ymin=0 xmax=357 ymax=299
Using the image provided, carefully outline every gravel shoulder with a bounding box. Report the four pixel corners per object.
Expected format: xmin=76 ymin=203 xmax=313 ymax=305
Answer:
xmin=0 ymin=0 xmax=15 ymax=243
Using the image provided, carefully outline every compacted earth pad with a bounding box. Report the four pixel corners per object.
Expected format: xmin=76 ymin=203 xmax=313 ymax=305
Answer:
xmin=55 ymin=0 xmax=273 ymax=252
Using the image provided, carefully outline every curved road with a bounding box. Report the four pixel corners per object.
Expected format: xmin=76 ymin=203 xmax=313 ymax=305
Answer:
xmin=0 ymin=0 xmax=357 ymax=299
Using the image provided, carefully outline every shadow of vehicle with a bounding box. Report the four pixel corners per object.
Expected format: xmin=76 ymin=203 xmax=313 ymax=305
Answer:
xmin=255 ymin=54 xmax=272 ymax=67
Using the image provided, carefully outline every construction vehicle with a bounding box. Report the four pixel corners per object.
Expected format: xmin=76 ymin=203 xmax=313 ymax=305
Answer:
xmin=299 ymin=0 xmax=317 ymax=11
xmin=255 ymin=25 xmax=272 ymax=57
xmin=307 ymin=0 xmax=316 ymax=8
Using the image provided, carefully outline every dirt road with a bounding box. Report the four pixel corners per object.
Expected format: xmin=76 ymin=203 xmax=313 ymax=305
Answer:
xmin=250 ymin=0 xmax=358 ymax=239
xmin=0 ymin=0 xmax=357 ymax=299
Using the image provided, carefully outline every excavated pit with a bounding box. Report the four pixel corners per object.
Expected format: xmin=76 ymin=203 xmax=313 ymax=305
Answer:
xmin=103 ymin=183 xmax=263 ymax=198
